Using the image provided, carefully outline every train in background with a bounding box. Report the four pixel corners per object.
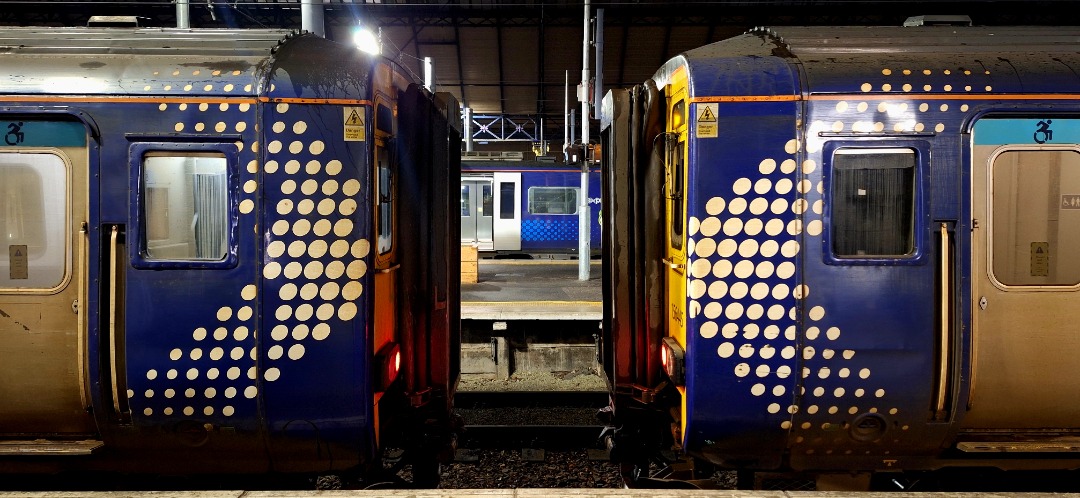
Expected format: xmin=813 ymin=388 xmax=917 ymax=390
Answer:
xmin=460 ymin=158 xmax=602 ymax=257
xmin=0 ymin=25 xmax=460 ymax=487
xmin=600 ymin=17 xmax=1080 ymax=490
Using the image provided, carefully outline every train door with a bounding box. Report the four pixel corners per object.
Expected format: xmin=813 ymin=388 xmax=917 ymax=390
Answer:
xmin=119 ymin=140 xmax=256 ymax=434
xmin=788 ymin=137 xmax=946 ymax=468
xmin=460 ymin=176 xmax=494 ymax=251
xmin=492 ymin=172 xmax=521 ymax=252
xmin=0 ymin=119 xmax=98 ymax=450
xmin=965 ymin=117 xmax=1080 ymax=431
xmin=663 ymin=80 xmax=689 ymax=376
xmin=372 ymin=100 xmax=399 ymax=369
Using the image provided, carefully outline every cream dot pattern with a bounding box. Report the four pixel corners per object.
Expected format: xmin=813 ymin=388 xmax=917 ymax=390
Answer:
xmin=134 ymin=77 xmax=370 ymax=423
xmin=689 ymin=117 xmax=896 ymax=450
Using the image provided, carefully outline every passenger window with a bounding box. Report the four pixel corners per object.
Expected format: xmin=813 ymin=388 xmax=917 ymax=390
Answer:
xmin=528 ymin=187 xmax=578 ymax=215
xmin=830 ymin=148 xmax=916 ymax=257
xmin=142 ymin=152 xmax=228 ymax=261
xmin=0 ymin=151 xmax=67 ymax=289
xmin=992 ymin=149 xmax=1080 ymax=286
xmin=461 ymin=184 xmax=471 ymax=217
xmin=499 ymin=182 xmax=515 ymax=219
xmin=482 ymin=184 xmax=493 ymax=216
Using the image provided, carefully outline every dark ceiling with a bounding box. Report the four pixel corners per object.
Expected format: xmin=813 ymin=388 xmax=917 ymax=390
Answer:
xmin=3 ymin=1 xmax=1079 ymax=149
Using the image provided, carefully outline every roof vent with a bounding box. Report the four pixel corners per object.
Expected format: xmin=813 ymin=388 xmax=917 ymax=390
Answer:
xmin=87 ymin=15 xmax=141 ymax=27
xmin=903 ymin=15 xmax=972 ymax=27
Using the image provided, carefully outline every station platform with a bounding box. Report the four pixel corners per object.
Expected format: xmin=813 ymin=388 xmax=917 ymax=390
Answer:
xmin=0 ymin=490 xmax=1070 ymax=497
xmin=461 ymin=259 xmax=601 ymax=321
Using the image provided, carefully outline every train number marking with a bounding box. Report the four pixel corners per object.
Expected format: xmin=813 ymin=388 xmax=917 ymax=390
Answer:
xmin=695 ymin=103 xmax=718 ymax=138
xmin=344 ymin=107 xmax=366 ymax=142
xmin=670 ymin=302 xmax=684 ymax=327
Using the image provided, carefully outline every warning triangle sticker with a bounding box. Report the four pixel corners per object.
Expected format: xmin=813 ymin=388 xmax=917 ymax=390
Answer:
xmin=698 ymin=106 xmax=717 ymax=122
xmin=346 ymin=110 xmax=364 ymax=126
xmin=14 ymin=249 xmax=21 ymax=256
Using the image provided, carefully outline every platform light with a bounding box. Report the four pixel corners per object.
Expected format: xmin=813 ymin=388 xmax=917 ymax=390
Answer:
xmin=353 ymin=23 xmax=380 ymax=56
xmin=660 ymin=337 xmax=686 ymax=386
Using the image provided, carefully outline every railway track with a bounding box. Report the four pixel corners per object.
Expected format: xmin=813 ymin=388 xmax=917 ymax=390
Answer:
xmin=454 ymin=391 xmax=609 ymax=450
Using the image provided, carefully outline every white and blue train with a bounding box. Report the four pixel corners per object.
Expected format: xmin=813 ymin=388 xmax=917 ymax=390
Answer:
xmin=601 ymin=19 xmax=1080 ymax=489
xmin=0 ymin=26 xmax=461 ymax=486
xmin=460 ymin=160 xmax=602 ymax=257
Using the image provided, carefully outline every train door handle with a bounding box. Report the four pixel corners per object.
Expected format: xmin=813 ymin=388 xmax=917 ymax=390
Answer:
xmin=661 ymin=257 xmax=685 ymax=272
xmin=377 ymin=263 xmax=401 ymax=274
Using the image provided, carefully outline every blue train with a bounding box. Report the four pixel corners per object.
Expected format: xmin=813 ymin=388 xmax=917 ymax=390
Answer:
xmin=0 ymin=26 xmax=460 ymax=486
xmin=461 ymin=160 xmax=602 ymax=257
xmin=600 ymin=18 xmax=1080 ymax=489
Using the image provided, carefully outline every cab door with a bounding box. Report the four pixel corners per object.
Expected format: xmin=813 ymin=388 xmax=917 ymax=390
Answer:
xmin=372 ymin=100 xmax=398 ymax=364
xmin=965 ymin=117 xmax=1080 ymax=432
xmin=0 ymin=119 xmax=98 ymax=451
xmin=663 ymin=80 xmax=689 ymax=369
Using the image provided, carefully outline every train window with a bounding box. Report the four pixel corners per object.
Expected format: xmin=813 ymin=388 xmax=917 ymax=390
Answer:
xmin=377 ymin=146 xmax=393 ymax=255
xmin=499 ymin=182 xmax=515 ymax=219
xmin=142 ymin=152 xmax=228 ymax=261
xmin=830 ymin=148 xmax=915 ymax=257
xmin=665 ymin=131 xmax=685 ymax=250
xmin=0 ymin=152 xmax=67 ymax=289
xmin=528 ymin=187 xmax=578 ymax=215
xmin=992 ymin=149 xmax=1080 ymax=286
xmin=482 ymin=184 xmax=493 ymax=216
xmin=376 ymin=104 xmax=394 ymax=135
xmin=461 ymin=184 xmax=471 ymax=217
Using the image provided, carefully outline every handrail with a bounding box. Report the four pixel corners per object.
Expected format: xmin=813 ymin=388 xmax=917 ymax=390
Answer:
xmin=935 ymin=222 xmax=950 ymax=418
xmin=108 ymin=225 xmax=124 ymax=415
xmin=77 ymin=221 xmax=88 ymax=409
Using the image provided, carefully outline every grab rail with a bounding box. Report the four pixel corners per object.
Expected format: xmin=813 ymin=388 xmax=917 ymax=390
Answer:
xmin=935 ymin=222 xmax=950 ymax=419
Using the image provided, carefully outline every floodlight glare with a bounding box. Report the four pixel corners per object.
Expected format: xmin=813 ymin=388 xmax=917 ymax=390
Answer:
xmin=353 ymin=26 xmax=380 ymax=56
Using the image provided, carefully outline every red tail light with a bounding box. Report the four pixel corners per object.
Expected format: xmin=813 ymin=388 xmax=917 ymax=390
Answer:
xmin=376 ymin=342 xmax=401 ymax=390
xmin=661 ymin=337 xmax=685 ymax=386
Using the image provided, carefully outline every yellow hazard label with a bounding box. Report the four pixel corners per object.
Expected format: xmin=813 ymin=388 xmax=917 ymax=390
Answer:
xmin=344 ymin=106 xmax=366 ymax=142
xmin=695 ymin=103 xmax=718 ymax=138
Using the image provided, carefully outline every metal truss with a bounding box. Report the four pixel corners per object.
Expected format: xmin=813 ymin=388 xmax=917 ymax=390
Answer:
xmin=469 ymin=114 xmax=543 ymax=142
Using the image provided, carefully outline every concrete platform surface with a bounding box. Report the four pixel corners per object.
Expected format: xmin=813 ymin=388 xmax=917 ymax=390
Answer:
xmin=462 ymin=260 xmax=601 ymax=320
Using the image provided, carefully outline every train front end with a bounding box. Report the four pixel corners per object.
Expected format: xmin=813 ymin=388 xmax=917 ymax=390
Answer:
xmin=0 ymin=26 xmax=460 ymax=486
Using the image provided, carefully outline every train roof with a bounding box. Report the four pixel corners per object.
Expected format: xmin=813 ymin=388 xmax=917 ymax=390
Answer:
xmin=0 ymin=26 xmax=383 ymax=101
xmin=667 ymin=24 xmax=1080 ymax=97
xmin=461 ymin=159 xmax=598 ymax=171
